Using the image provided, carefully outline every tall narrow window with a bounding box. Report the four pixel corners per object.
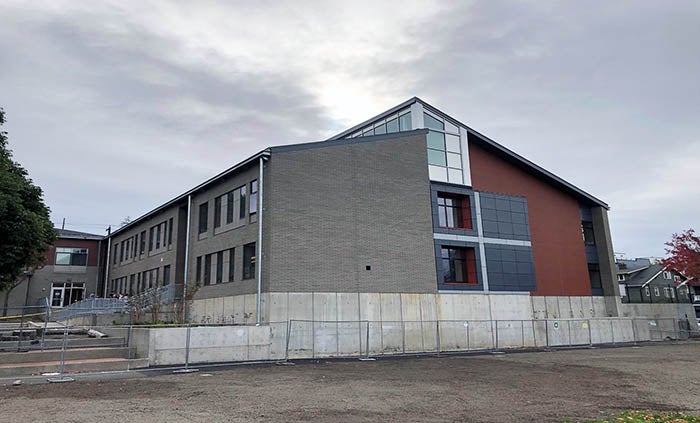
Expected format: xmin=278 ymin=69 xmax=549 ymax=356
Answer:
xmin=113 ymin=244 xmax=118 ymax=264
xmin=214 ymin=196 xmax=222 ymax=228
xmin=140 ymin=230 xmax=146 ymax=255
xmin=588 ymin=263 xmax=602 ymax=289
xmin=149 ymin=227 xmax=154 ymax=251
xmin=216 ymin=251 xmax=223 ymax=284
xmin=163 ymin=265 xmax=171 ymax=286
xmin=437 ymin=193 xmax=472 ymax=229
xmin=226 ymin=192 xmax=234 ymax=224
xmin=582 ymin=221 xmax=595 ymax=245
xmin=132 ymin=235 xmax=138 ymax=258
xmin=243 ymin=243 xmax=256 ymax=280
xmin=168 ymin=218 xmax=173 ymax=245
xmin=228 ymin=248 xmax=235 ymax=282
xmin=250 ymin=180 xmax=258 ymax=215
xmin=239 ymin=185 xmax=247 ymax=219
xmin=199 ymin=202 xmax=208 ymax=234
xmin=156 ymin=224 xmax=161 ymax=249
xmin=196 ymin=256 xmax=202 ymax=282
xmin=120 ymin=240 xmax=126 ymax=262
xmin=204 ymin=254 xmax=212 ymax=285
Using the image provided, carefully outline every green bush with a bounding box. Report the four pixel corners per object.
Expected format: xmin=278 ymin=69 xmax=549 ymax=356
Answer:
xmin=572 ymin=411 xmax=700 ymax=423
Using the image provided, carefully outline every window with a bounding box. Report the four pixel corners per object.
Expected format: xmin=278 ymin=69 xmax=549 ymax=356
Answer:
xmin=582 ymin=221 xmax=595 ymax=245
xmin=204 ymin=254 xmax=212 ymax=285
xmin=214 ymin=196 xmax=222 ymax=228
xmin=663 ymin=287 xmax=670 ymax=298
xmin=163 ymin=265 xmax=171 ymax=286
xmin=168 ymin=218 xmax=173 ymax=245
xmin=617 ymin=274 xmax=626 ymax=281
xmin=437 ymin=193 xmax=471 ymax=229
xmin=645 ymin=286 xmax=651 ymax=297
xmin=662 ymin=271 xmax=672 ymax=280
xmin=156 ymin=224 xmax=161 ymax=249
xmin=239 ymin=185 xmax=247 ymax=219
xmin=149 ymin=227 xmax=154 ymax=252
xmin=216 ymin=251 xmax=223 ymax=284
xmin=55 ymin=247 xmax=88 ymax=266
xmin=120 ymin=240 xmax=126 ymax=262
xmin=199 ymin=202 xmax=209 ymax=234
xmin=140 ymin=231 xmax=146 ymax=255
xmin=440 ymin=246 xmax=476 ymax=284
xmin=588 ymin=263 xmax=602 ymax=289
xmin=250 ymin=180 xmax=258 ymax=215
xmin=654 ymin=286 xmax=660 ymax=297
xmin=196 ymin=256 xmax=202 ymax=282
xmin=243 ymin=243 xmax=256 ymax=280
xmin=228 ymin=248 xmax=235 ymax=282
xmin=133 ymin=234 xmax=138 ymax=258
xmin=124 ymin=238 xmax=130 ymax=260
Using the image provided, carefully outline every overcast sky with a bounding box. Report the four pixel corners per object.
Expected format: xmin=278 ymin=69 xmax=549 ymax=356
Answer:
xmin=1 ymin=1 xmax=698 ymax=258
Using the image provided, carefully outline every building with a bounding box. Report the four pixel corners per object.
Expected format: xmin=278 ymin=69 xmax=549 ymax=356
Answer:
xmin=1 ymin=228 xmax=103 ymax=316
xmin=616 ymin=257 xmax=690 ymax=304
xmin=104 ymin=97 xmax=633 ymax=325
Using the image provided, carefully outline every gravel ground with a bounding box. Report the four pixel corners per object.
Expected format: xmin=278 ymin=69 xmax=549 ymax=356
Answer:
xmin=2 ymin=342 xmax=699 ymax=422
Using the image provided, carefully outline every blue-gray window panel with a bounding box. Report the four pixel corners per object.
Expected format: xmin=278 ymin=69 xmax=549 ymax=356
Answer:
xmin=479 ymin=192 xmax=531 ymax=241
xmin=429 ymin=182 xmax=478 ymax=237
xmin=484 ymin=244 xmax=536 ymax=292
xmin=434 ymin=240 xmax=483 ymax=291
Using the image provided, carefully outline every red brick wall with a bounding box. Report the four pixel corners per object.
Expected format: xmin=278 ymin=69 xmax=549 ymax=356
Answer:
xmin=46 ymin=238 xmax=101 ymax=267
xmin=468 ymin=142 xmax=591 ymax=296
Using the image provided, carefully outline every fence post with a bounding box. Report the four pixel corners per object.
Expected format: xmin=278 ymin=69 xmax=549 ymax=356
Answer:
xmin=312 ymin=320 xmax=316 ymax=359
xmin=588 ymin=319 xmax=592 ymax=346
xmin=359 ymin=320 xmax=375 ymax=361
xmin=435 ymin=320 xmax=441 ymax=356
xmin=521 ymin=320 xmax=525 ymax=348
xmin=41 ymin=297 xmax=50 ymax=351
xmin=173 ymin=323 xmax=198 ymax=373
xmin=401 ymin=320 xmax=406 ymax=355
xmin=567 ymin=320 xmax=572 ymax=347
xmin=466 ymin=321 xmax=471 ymax=351
xmin=494 ymin=320 xmax=499 ymax=351
xmin=285 ymin=320 xmax=292 ymax=361
xmin=545 ymin=319 xmax=549 ymax=349
xmin=631 ymin=318 xmax=637 ymax=345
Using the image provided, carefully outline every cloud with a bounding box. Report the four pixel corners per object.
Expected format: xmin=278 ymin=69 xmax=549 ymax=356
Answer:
xmin=0 ymin=0 xmax=698 ymax=258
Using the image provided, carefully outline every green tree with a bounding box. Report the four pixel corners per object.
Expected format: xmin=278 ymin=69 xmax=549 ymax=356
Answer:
xmin=0 ymin=108 xmax=56 ymax=293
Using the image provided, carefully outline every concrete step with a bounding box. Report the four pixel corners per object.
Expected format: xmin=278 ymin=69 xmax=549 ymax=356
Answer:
xmin=0 ymin=357 xmax=149 ymax=378
xmin=0 ymin=347 xmax=134 ymax=364
xmin=0 ymin=336 xmax=126 ymax=352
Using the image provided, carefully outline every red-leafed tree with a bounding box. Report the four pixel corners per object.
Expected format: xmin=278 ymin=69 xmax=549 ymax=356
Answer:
xmin=661 ymin=229 xmax=700 ymax=281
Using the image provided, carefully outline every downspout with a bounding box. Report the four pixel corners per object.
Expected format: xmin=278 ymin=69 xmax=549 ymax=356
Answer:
xmin=104 ymin=227 xmax=111 ymax=298
xmin=182 ymin=195 xmax=192 ymax=323
xmin=96 ymin=238 xmax=102 ymax=297
xmin=256 ymin=156 xmax=265 ymax=325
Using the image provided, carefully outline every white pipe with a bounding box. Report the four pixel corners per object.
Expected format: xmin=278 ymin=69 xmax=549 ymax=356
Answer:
xmin=256 ymin=157 xmax=264 ymax=324
xmin=182 ymin=195 xmax=192 ymax=322
xmin=104 ymin=233 xmax=111 ymax=298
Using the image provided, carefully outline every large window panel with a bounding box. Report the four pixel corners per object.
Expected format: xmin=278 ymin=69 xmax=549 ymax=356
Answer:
xmin=428 ymin=149 xmax=447 ymax=166
xmin=427 ymin=131 xmax=445 ymax=150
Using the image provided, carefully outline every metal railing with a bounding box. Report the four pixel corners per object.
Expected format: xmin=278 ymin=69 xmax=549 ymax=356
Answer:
xmin=52 ymin=298 xmax=130 ymax=321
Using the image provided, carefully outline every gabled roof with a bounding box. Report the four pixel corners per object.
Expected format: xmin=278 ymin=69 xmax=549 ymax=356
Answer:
xmin=55 ymin=228 xmax=103 ymax=241
xmin=328 ymin=97 xmax=609 ymax=209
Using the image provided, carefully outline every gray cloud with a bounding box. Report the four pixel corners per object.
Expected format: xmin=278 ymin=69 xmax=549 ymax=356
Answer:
xmin=1 ymin=1 xmax=698 ymax=257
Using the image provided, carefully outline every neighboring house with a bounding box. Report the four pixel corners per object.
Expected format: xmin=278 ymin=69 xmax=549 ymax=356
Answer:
xmin=105 ymin=97 xmax=623 ymax=324
xmin=616 ymin=257 xmax=690 ymax=304
xmin=1 ymin=228 xmax=103 ymax=315
xmin=689 ymin=282 xmax=700 ymax=323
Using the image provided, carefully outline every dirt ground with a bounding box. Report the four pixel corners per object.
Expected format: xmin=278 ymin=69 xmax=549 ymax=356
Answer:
xmin=2 ymin=342 xmax=699 ymax=422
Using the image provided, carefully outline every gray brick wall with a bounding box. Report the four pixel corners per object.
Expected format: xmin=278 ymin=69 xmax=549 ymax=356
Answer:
xmin=265 ymin=132 xmax=438 ymax=293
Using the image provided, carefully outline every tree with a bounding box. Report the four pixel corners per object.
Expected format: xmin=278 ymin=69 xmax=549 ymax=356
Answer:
xmin=661 ymin=229 xmax=700 ymax=281
xmin=0 ymin=108 xmax=56 ymax=293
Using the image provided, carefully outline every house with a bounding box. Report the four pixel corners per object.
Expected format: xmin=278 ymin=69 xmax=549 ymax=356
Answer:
xmin=1 ymin=228 xmax=103 ymax=316
xmin=616 ymin=257 xmax=691 ymax=304
xmin=104 ymin=97 xmax=633 ymax=325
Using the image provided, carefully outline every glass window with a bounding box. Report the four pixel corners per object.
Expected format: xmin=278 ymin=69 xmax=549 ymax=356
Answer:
xmin=228 ymin=248 xmax=235 ymax=282
xmin=168 ymin=218 xmax=173 ymax=245
xmin=444 ymin=120 xmax=459 ymax=134
xmin=445 ymin=134 xmax=461 ymax=153
xmin=198 ymin=202 xmax=208 ymax=234
xmin=250 ymin=180 xmax=258 ymax=215
xmin=428 ymin=149 xmax=447 ymax=166
xmin=362 ymin=127 xmax=374 ymax=136
xmin=243 ymin=243 xmax=256 ymax=280
xmin=582 ymin=221 xmax=595 ymax=245
xmin=204 ymin=254 xmax=212 ymax=285
xmin=424 ymin=112 xmax=444 ymax=130
xmin=386 ymin=117 xmax=399 ymax=133
xmin=196 ymin=256 xmax=202 ymax=282
xmin=588 ymin=263 xmax=602 ymax=289
xmin=447 ymin=152 xmax=461 ymax=168
xmin=239 ymin=185 xmax=247 ymax=219
xmin=440 ymin=247 xmax=468 ymax=283
xmin=437 ymin=194 xmax=471 ymax=229
xmin=140 ymin=230 xmax=146 ymax=255
xmin=428 ymin=165 xmax=448 ymax=182
xmin=226 ymin=192 xmax=234 ymax=224
xmin=427 ymin=131 xmax=445 ymax=150
xmin=216 ymin=251 xmax=223 ymax=284
xmin=214 ymin=196 xmax=222 ymax=228
xmin=398 ymin=112 xmax=411 ymax=131
xmin=156 ymin=224 xmax=161 ymax=249
xmin=374 ymin=123 xmax=386 ymax=135
xmin=163 ymin=265 xmax=171 ymax=286
xmin=55 ymin=248 xmax=88 ymax=266
xmin=448 ymin=168 xmax=463 ymax=184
